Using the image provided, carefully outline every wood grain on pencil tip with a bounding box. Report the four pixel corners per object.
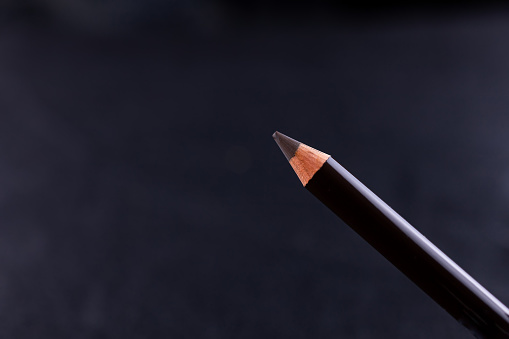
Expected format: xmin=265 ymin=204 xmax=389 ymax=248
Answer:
xmin=273 ymin=131 xmax=329 ymax=186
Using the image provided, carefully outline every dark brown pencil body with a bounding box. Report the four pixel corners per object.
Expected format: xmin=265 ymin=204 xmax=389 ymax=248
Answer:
xmin=273 ymin=132 xmax=509 ymax=338
xmin=309 ymin=158 xmax=509 ymax=338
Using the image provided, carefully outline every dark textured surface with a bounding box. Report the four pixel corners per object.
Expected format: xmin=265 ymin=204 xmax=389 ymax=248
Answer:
xmin=0 ymin=9 xmax=509 ymax=339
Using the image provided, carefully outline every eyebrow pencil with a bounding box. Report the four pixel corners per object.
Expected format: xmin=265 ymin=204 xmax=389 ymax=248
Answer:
xmin=273 ymin=131 xmax=509 ymax=339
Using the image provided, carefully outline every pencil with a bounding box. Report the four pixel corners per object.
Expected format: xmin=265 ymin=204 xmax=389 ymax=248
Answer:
xmin=273 ymin=131 xmax=509 ymax=338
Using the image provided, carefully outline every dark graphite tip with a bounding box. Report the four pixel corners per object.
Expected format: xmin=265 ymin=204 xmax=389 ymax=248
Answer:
xmin=273 ymin=131 xmax=301 ymax=161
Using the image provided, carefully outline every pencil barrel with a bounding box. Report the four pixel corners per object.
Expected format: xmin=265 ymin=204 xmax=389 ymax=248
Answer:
xmin=306 ymin=158 xmax=509 ymax=338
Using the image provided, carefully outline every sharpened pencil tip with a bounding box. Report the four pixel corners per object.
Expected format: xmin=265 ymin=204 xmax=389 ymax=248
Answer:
xmin=273 ymin=131 xmax=301 ymax=161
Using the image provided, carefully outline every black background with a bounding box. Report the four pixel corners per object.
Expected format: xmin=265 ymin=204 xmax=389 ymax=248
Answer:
xmin=0 ymin=2 xmax=508 ymax=338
